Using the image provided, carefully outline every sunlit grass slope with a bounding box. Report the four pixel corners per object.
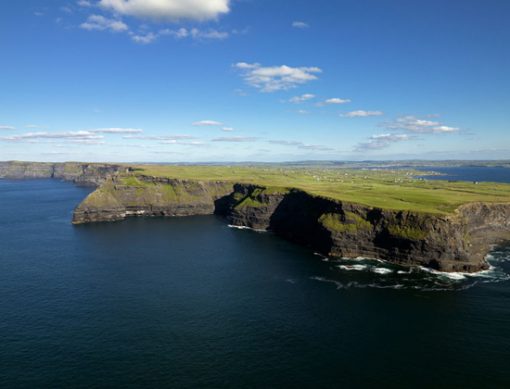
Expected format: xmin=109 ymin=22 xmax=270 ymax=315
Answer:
xmin=129 ymin=165 xmax=510 ymax=214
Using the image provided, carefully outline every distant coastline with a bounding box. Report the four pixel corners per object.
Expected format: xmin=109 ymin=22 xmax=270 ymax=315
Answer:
xmin=2 ymin=160 xmax=510 ymax=273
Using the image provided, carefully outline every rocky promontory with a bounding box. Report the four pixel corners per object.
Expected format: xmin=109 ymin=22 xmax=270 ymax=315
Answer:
xmin=72 ymin=174 xmax=510 ymax=273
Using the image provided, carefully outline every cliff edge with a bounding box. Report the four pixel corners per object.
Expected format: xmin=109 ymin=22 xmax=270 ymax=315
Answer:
xmin=72 ymin=176 xmax=510 ymax=272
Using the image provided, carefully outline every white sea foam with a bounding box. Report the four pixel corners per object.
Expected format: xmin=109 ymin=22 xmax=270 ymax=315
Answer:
xmin=418 ymin=266 xmax=467 ymax=280
xmin=338 ymin=264 xmax=367 ymax=271
xmin=313 ymin=252 xmax=330 ymax=262
xmin=227 ymin=224 xmax=267 ymax=233
xmin=372 ymin=267 xmax=393 ymax=275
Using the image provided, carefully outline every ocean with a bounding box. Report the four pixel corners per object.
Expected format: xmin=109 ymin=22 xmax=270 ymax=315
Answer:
xmin=1 ymin=170 xmax=510 ymax=388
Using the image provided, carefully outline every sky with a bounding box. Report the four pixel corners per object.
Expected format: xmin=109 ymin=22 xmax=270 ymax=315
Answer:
xmin=0 ymin=0 xmax=509 ymax=163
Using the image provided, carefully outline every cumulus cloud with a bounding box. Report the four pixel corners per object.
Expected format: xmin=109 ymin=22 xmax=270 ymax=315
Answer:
xmin=212 ymin=136 xmax=257 ymax=142
xmin=384 ymin=115 xmax=459 ymax=133
xmin=192 ymin=120 xmax=223 ymax=127
xmin=355 ymin=133 xmax=411 ymax=151
xmin=131 ymin=32 xmax=157 ymax=44
xmin=318 ymin=98 xmax=351 ymax=106
xmin=159 ymin=27 xmax=229 ymax=41
xmin=234 ymin=62 xmax=322 ymax=93
xmin=342 ymin=110 xmax=384 ymax=118
xmin=80 ymin=14 xmax=128 ymax=32
xmin=99 ymin=0 xmax=231 ymax=21
xmin=0 ymin=125 xmax=15 ymax=130
xmin=77 ymin=0 xmax=92 ymax=7
xmin=222 ymin=127 xmax=234 ymax=132
xmin=289 ymin=93 xmax=315 ymax=103
xmin=160 ymin=27 xmax=188 ymax=38
xmin=292 ymin=21 xmax=309 ymax=29
xmin=191 ymin=28 xmax=228 ymax=40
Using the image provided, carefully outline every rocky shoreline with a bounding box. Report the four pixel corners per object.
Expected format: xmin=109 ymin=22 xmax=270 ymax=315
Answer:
xmin=2 ymin=161 xmax=510 ymax=273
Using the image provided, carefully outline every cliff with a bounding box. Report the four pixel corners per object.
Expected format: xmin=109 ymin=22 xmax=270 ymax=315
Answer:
xmin=72 ymin=176 xmax=510 ymax=273
xmin=72 ymin=175 xmax=234 ymax=223
xmin=0 ymin=161 xmax=125 ymax=186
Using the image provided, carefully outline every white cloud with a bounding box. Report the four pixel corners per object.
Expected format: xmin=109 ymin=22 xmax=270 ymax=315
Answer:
xmin=90 ymin=128 xmax=143 ymax=134
xmin=355 ymin=133 xmax=411 ymax=151
xmin=131 ymin=32 xmax=157 ymax=44
xmin=77 ymin=0 xmax=92 ymax=7
xmin=289 ymin=93 xmax=315 ymax=103
xmin=99 ymin=0 xmax=230 ymax=21
xmin=80 ymin=14 xmax=128 ymax=32
xmin=212 ymin=136 xmax=257 ymax=142
xmin=150 ymin=27 xmax=229 ymax=43
xmin=268 ymin=140 xmax=303 ymax=146
xmin=222 ymin=127 xmax=234 ymax=132
xmin=342 ymin=110 xmax=384 ymax=118
xmin=384 ymin=115 xmax=459 ymax=133
xmin=0 ymin=125 xmax=15 ymax=130
xmin=319 ymin=97 xmax=351 ymax=106
xmin=159 ymin=27 xmax=189 ymax=38
xmin=234 ymin=62 xmax=322 ymax=93
xmin=160 ymin=140 xmax=206 ymax=146
xmin=432 ymin=125 xmax=459 ymax=133
xmin=0 ymin=131 xmax=104 ymax=142
xmin=192 ymin=120 xmax=223 ymax=127
xmin=292 ymin=21 xmax=309 ymax=29
xmin=68 ymin=139 xmax=105 ymax=145
xmin=191 ymin=28 xmax=228 ymax=40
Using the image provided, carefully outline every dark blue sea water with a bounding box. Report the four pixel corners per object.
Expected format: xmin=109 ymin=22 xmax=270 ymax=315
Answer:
xmin=1 ymin=178 xmax=510 ymax=388
xmin=418 ymin=166 xmax=510 ymax=183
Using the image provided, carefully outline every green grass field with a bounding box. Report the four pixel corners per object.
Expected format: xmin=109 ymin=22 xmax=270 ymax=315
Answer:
xmin=129 ymin=165 xmax=510 ymax=215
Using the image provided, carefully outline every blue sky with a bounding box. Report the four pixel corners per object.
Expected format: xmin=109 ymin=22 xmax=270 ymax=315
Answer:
xmin=0 ymin=0 xmax=509 ymax=162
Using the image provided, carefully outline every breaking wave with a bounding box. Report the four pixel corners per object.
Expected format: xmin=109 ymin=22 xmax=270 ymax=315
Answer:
xmin=227 ymin=224 xmax=267 ymax=233
xmin=311 ymin=246 xmax=510 ymax=292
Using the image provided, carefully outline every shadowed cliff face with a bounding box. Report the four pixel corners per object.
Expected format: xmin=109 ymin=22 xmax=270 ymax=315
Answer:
xmin=72 ymin=177 xmax=510 ymax=273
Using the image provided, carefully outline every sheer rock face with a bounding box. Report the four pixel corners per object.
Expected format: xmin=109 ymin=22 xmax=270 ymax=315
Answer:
xmin=72 ymin=178 xmax=510 ymax=273
xmin=0 ymin=161 xmax=124 ymax=186
xmin=72 ymin=176 xmax=235 ymax=224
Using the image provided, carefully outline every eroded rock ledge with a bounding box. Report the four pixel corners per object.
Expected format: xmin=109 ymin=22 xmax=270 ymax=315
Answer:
xmin=72 ymin=175 xmax=510 ymax=273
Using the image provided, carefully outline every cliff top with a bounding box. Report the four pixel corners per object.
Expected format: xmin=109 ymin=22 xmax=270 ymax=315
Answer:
xmin=129 ymin=165 xmax=510 ymax=215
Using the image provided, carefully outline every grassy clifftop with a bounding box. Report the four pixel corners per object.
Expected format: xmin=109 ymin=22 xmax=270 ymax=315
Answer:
xmin=130 ymin=165 xmax=510 ymax=215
